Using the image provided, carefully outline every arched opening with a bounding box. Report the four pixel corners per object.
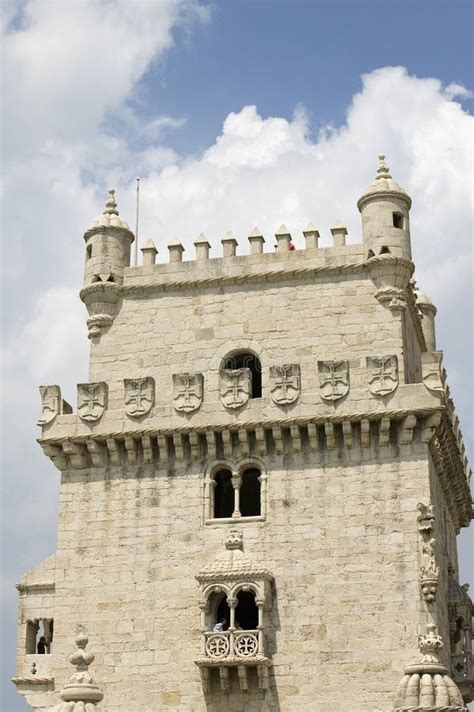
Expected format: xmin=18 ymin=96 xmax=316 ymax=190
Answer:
xmin=213 ymin=469 xmax=234 ymax=519
xmin=223 ymin=351 xmax=262 ymax=399
xmin=86 ymin=244 xmax=92 ymax=260
xmin=239 ymin=468 xmax=261 ymax=517
xmin=207 ymin=591 xmax=230 ymax=631
xmin=235 ymin=590 xmax=259 ymax=630
xmin=453 ymin=617 xmax=464 ymax=654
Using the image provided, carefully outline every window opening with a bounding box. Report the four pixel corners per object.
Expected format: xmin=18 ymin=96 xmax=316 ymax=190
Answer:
xmin=392 ymin=212 xmax=404 ymax=229
xmin=86 ymin=244 xmax=92 ymax=260
xmin=379 ymin=245 xmax=391 ymax=254
xmin=213 ymin=470 xmax=234 ymax=518
xmin=239 ymin=468 xmax=261 ymax=517
xmin=224 ymin=352 xmax=262 ymax=399
xmin=215 ymin=597 xmax=230 ymax=631
xmin=25 ymin=618 xmax=53 ymax=654
xmin=235 ymin=590 xmax=258 ymax=630
xmin=367 ymin=249 xmax=375 ymax=259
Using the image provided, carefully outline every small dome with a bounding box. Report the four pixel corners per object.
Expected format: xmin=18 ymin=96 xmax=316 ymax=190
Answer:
xmin=415 ymin=290 xmax=434 ymax=306
xmin=358 ymin=155 xmax=412 ymax=211
xmin=85 ymin=189 xmax=133 ymax=236
xmin=197 ymin=530 xmax=272 ymax=581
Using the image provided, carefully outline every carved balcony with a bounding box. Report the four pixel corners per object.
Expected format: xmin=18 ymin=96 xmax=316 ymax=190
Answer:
xmin=196 ymin=629 xmax=271 ymax=691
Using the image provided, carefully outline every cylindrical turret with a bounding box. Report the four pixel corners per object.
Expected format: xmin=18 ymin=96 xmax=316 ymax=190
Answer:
xmin=83 ymin=189 xmax=134 ymax=287
xmin=416 ymin=289 xmax=437 ymax=351
xmin=358 ymin=156 xmax=412 ymax=261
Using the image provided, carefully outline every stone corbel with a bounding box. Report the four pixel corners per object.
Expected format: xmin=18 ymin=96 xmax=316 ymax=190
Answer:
xmin=79 ymin=282 xmax=121 ymax=339
xmin=375 ymin=287 xmax=407 ymax=313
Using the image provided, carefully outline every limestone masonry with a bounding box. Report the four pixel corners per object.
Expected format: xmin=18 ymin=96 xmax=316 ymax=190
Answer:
xmin=13 ymin=157 xmax=473 ymax=711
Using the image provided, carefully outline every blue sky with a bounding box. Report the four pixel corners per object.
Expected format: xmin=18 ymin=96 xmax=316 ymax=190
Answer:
xmin=1 ymin=1 xmax=473 ymax=710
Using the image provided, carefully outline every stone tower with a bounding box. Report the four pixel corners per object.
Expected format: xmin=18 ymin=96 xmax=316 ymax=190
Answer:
xmin=14 ymin=157 xmax=473 ymax=711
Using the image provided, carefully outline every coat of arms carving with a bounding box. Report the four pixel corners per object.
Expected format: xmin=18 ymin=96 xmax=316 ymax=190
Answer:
xmin=37 ymin=385 xmax=61 ymax=425
xmin=366 ymin=355 xmax=398 ymax=396
xmin=124 ymin=377 xmax=155 ymax=417
xmin=421 ymin=352 xmax=444 ymax=394
xmin=173 ymin=373 xmax=203 ymax=413
xmin=220 ymin=368 xmax=251 ymax=409
xmin=270 ymin=364 xmax=300 ymax=405
xmin=318 ymin=361 xmax=349 ymax=401
xmin=77 ymin=382 xmax=108 ymax=422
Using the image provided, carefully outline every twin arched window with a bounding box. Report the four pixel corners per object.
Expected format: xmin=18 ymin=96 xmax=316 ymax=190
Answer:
xmin=205 ymin=463 xmax=266 ymax=522
xmin=213 ymin=467 xmax=261 ymax=519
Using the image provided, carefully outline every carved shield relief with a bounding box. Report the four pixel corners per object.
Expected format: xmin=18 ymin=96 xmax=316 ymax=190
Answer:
xmin=124 ymin=377 xmax=155 ymax=417
xmin=318 ymin=361 xmax=349 ymax=401
xmin=173 ymin=373 xmax=203 ymax=413
xmin=77 ymin=382 xmax=108 ymax=422
xmin=421 ymin=352 xmax=444 ymax=394
xmin=220 ymin=368 xmax=251 ymax=409
xmin=37 ymin=385 xmax=61 ymax=425
xmin=366 ymin=355 xmax=398 ymax=396
xmin=270 ymin=364 xmax=300 ymax=405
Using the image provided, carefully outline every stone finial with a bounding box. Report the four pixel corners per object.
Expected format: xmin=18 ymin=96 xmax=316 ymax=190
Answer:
xmin=330 ymin=220 xmax=348 ymax=247
xmin=57 ymin=633 xmax=104 ymax=709
xmin=225 ymin=530 xmax=243 ymax=551
xmin=85 ymin=188 xmax=131 ymax=234
xmin=302 ymin=223 xmax=320 ymax=249
xmin=418 ymin=623 xmax=444 ymax=663
xmin=194 ymin=233 xmax=211 ymax=260
xmin=376 ymin=154 xmax=392 ymax=180
xmin=103 ymin=189 xmax=119 ymax=215
xmin=248 ymin=227 xmax=265 ymax=255
xmin=141 ymin=239 xmax=158 ymax=266
xmin=393 ymin=624 xmax=467 ymax=712
xmin=275 ymin=224 xmax=292 ymax=253
xmin=168 ymin=239 xmax=185 ymax=263
xmin=221 ymin=231 xmax=238 ymax=258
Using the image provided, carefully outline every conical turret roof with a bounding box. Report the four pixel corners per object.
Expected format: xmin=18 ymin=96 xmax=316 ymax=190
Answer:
xmin=358 ymin=155 xmax=412 ymax=211
xmin=84 ymin=189 xmax=134 ymax=238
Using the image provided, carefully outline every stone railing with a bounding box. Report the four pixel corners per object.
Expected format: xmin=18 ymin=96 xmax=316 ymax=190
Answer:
xmin=203 ymin=629 xmax=261 ymax=661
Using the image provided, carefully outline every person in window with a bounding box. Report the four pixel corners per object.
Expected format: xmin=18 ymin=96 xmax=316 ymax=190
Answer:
xmin=37 ymin=636 xmax=47 ymax=654
xmin=212 ymin=618 xmax=226 ymax=632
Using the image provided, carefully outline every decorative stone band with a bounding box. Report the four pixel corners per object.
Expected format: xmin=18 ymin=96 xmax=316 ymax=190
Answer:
xmin=394 ymin=625 xmax=467 ymax=712
xmin=121 ymin=255 xmax=414 ymax=296
xmin=38 ymin=408 xmax=471 ymax=529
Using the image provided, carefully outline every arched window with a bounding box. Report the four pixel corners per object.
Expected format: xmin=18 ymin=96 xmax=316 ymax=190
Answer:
xmin=239 ymin=468 xmax=261 ymax=517
xmin=213 ymin=469 xmax=234 ymax=519
xmin=235 ymin=590 xmax=259 ymax=630
xmin=223 ymin=351 xmax=262 ymax=399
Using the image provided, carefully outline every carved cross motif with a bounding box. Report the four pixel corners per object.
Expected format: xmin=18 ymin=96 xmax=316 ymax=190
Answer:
xmin=173 ymin=373 xmax=203 ymax=413
xmin=270 ymin=364 xmax=300 ymax=405
xmin=37 ymin=385 xmax=61 ymax=425
xmin=318 ymin=361 xmax=349 ymax=401
xmin=77 ymin=382 xmax=107 ymax=422
xmin=367 ymin=355 xmax=398 ymax=396
xmin=124 ymin=377 xmax=154 ymax=417
xmin=220 ymin=369 xmax=251 ymax=409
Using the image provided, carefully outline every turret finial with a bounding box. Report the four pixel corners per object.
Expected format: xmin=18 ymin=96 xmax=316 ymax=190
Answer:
xmin=376 ymin=154 xmax=392 ymax=180
xmin=104 ymin=189 xmax=119 ymax=216
xmin=56 ymin=631 xmax=104 ymax=707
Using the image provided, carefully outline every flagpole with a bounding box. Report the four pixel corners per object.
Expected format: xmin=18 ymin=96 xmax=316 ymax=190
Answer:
xmin=135 ymin=177 xmax=140 ymax=266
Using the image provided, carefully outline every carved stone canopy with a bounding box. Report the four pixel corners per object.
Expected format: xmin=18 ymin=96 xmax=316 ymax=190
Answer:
xmin=197 ymin=530 xmax=273 ymax=607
